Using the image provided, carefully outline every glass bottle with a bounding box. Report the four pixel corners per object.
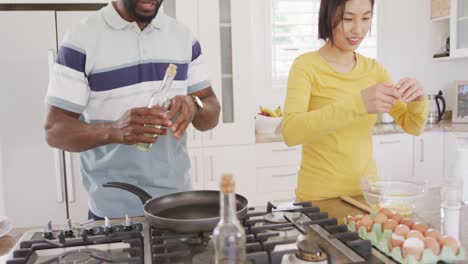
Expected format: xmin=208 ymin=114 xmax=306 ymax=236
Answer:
xmin=135 ymin=64 xmax=177 ymax=151
xmin=212 ymin=174 xmax=246 ymax=264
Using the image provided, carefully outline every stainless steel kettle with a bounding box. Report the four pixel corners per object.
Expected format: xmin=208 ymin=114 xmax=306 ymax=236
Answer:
xmin=428 ymin=90 xmax=446 ymax=124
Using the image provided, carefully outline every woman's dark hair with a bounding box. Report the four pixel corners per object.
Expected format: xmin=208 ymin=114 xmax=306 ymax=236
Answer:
xmin=318 ymin=0 xmax=375 ymax=43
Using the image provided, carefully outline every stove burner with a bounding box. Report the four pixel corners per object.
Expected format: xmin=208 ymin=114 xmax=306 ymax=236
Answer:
xmin=264 ymin=212 xmax=301 ymax=224
xmin=52 ymin=249 xmax=106 ymax=264
xmin=295 ymin=239 xmax=328 ymax=262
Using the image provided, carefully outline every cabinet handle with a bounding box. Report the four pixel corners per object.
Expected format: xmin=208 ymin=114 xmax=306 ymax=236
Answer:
xmin=210 ymin=130 xmax=214 ymax=140
xmin=209 ymin=156 xmax=214 ymax=181
xmin=194 ymin=156 xmax=198 ymax=183
xmin=272 ymin=148 xmax=297 ymax=153
xmin=47 ymin=49 xmax=56 ymax=77
xmin=273 ymin=198 xmax=295 ymax=203
xmin=272 ymin=173 xmax=296 ymax=178
xmin=379 ymin=140 xmax=400 ymax=145
xmin=420 ymin=139 xmax=425 ymax=163
xmin=64 ymin=152 xmax=75 ymax=203
xmin=53 ymin=149 xmax=65 ymax=203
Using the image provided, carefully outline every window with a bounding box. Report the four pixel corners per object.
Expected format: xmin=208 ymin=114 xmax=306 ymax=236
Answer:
xmin=270 ymin=0 xmax=378 ymax=85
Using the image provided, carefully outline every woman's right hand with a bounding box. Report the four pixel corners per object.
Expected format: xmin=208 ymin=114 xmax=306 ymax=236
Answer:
xmin=110 ymin=106 xmax=172 ymax=145
xmin=361 ymin=83 xmax=400 ymax=114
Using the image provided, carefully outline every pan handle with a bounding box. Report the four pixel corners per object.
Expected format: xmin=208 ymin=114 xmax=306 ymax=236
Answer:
xmin=103 ymin=182 xmax=153 ymax=204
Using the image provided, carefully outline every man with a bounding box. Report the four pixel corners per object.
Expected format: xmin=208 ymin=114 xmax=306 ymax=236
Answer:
xmin=44 ymin=0 xmax=221 ymax=220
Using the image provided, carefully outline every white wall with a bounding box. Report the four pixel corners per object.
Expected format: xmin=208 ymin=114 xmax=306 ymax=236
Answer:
xmin=379 ymin=0 xmax=468 ymax=110
xmin=0 ymin=137 xmax=5 ymax=217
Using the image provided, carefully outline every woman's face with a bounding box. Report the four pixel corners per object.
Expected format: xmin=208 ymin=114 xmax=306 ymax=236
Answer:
xmin=331 ymin=0 xmax=373 ymax=52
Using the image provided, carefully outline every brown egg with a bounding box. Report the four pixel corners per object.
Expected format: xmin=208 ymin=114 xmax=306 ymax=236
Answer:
xmin=424 ymin=228 xmax=442 ymax=241
xmin=379 ymin=208 xmax=394 ymax=218
xmin=346 ymin=215 xmax=358 ymax=223
xmin=360 ymin=214 xmax=374 ymax=231
xmin=390 ymin=233 xmax=405 ymax=249
xmin=401 ymin=218 xmax=415 ymax=228
xmin=440 ymin=235 xmax=460 ymax=255
xmin=373 ymin=213 xmax=388 ymax=224
xmin=402 ymin=237 xmax=424 ymax=260
xmin=382 ymin=219 xmax=398 ymax=231
xmin=412 ymin=222 xmax=429 ymax=233
xmin=394 ymin=224 xmax=411 ymax=237
xmin=424 ymin=237 xmax=441 ymax=256
xmin=391 ymin=213 xmax=403 ymax=224
xmin=406 ymin=230 xmax=425 ymax=240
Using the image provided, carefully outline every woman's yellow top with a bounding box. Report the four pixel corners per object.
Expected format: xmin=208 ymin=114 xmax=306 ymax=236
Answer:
xmin=282 ymin=51 xmax=428 ymax=201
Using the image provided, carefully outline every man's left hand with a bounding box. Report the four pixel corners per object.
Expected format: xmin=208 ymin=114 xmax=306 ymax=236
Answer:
xmin=394 ymin=78 xmax=427 ymax=102
xmin=166 ymin=95 xmax=197 ymax=139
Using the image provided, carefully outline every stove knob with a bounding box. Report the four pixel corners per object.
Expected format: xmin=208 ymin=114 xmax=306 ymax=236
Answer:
xmin=123 ymin=214 xmax=133 ymax=231
xmin=43 ymin=221 xmax=54 ymax=239
xmin=57 ymin=230 xmax=66 ymax=244
xmin=64 ymin=219 xmax=74 ymax=238
xmin=104 ymin=216 xmax=113 ymax=234
xmin=80 ymin=228 xmax=89 ymax=242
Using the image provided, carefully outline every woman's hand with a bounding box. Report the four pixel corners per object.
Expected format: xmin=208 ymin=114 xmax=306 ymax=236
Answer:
xmin=394 ymin=78 xmax=427 ymax=102
xmin=361 ymin=83 xmax=400 ymax=114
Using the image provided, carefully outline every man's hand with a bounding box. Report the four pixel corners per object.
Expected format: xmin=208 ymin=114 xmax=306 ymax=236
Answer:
xmin=166 ymin=95 xmax=197 ymax=139
xmin=361 ymin=83 xmax=400 ymax=114
xmin=394 ymin=78 xmax=427 ymax=102
xmin=110 ymin=106 xmax=171 ymax=145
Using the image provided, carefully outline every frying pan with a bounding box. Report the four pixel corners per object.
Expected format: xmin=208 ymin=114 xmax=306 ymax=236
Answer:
xmin=103 ymin=182 xmax=249 ymax=233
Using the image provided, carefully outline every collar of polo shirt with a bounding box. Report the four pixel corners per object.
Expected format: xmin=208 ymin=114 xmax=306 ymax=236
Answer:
xmin=102 ymin=2 xmax=163 ymax=30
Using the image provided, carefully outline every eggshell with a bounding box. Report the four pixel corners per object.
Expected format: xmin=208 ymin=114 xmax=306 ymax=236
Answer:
xmin=391 ymin=233 xmax=405 ymax=249
xmin=402 ymin=237 xmax=424 ymax=260
xmin=394 ymin=224 xmax=411 ymax=237
xmin=406 ymin=230 xmax=425 ymax=240
xmin=360 ymin=214 xmax=373 ymax=231
xmin=424 ymin=237 xmax=441 ymax=256
xmin=382 ymin=219 xmax=398 ymax=231
xmin=424 ymin=228 xmax=442 ymax=241
xmin=440 ymin=235 xmax=460 ymax=255
xmin=412 ymin=222 xmax=429 ymax=233
xmin=373 ymin=213 xmax=388 ymax=224
xmin=400 ymin=218 xmax=415 ymax=228
xmin=391 ymin=213 xmax=403 ymax=224
xmin=379 ymin=208 xmax=394 ymax=218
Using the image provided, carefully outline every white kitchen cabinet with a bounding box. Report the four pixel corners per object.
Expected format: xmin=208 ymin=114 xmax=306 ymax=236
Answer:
xmin=372 ymin=134 xmax=414 ymax=180
xmin=0 ymin=10 xmax=96 ymax=227
xmin=413 ymin=132 xmax=445 ymax=188
xmin=175 ymin=0 xmax=256 ymax=147
xmin=444 ymin=132 xmax=468 ymax=180
xmin=450 ymin=0 xmax=468 ymax=57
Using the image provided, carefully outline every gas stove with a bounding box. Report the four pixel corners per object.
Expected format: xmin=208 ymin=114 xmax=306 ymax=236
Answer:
xmin=5 ymin=201 xmax=394 ymax=264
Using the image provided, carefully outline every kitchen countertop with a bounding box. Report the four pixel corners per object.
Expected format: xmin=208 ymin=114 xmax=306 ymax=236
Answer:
xmin=1 ymin=189 xmax=466 ymax=260
xmin=256 ymin=120 xmax=468 ymax=143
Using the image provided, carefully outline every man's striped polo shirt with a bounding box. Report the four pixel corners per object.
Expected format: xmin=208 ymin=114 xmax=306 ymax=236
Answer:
xmin=46 ymin=3 xmax=211 ymax=218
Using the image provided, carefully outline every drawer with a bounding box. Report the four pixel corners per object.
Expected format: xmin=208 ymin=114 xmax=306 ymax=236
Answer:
xmin=256 ymin=166 xmax=298 ymax=193
xmin=255 ymin=142 xmax=301 ymax=168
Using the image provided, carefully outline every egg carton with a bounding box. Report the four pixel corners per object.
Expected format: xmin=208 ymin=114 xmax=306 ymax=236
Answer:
xmin=344 ymin=218 xmax=465 ymax=264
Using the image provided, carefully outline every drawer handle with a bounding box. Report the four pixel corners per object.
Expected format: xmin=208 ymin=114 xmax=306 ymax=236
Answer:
xmin=379 ymin=140 xmax=400 ymax=144
xmin=272 ymin=173 xmax=296 ymax=178
xmin=272 ymin=148 xmax=297 ymax=153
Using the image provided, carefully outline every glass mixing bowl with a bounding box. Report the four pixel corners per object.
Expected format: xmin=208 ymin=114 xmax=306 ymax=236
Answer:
xmin=360 ymin=176 xmax=428 ymax=217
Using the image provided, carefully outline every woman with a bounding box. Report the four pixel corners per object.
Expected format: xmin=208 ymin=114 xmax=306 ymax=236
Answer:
xmin=282 ymin=0 xmax=428 ymax=201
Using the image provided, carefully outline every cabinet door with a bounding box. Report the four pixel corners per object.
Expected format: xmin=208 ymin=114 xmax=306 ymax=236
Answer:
xmin=450 ymin=0 xmax=468 ymax=57
xmin=188 ymin=147 xmax=204 ymax=190
xmin=413 ymin=132 xmax=444 ymax=188
xmin=202 ymin=145 xmax=256 ymax=204
xmin=372 ymin=134 xmax=414 ymax=180
xmin=0 ymin=11 xmax=67 ymax=227
xmin=444 ymin=133 xmax=468 ymax=179
xmin=56 ymin=11 xmax=97 ymax=222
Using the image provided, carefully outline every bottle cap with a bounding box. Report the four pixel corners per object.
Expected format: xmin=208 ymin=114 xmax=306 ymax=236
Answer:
xmin=220 ymin=174 xmax=235 ymax=194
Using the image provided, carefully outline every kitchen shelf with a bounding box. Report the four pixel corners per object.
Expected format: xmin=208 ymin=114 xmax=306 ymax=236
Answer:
xmin=432 ymin=15 xmax=450 ymax=22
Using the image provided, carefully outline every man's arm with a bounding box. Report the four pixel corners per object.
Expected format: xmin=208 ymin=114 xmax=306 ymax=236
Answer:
xmin=44 ymin=105 xmax=171 ymax=152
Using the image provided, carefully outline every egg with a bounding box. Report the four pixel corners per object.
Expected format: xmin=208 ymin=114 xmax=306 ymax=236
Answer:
xmin=382 ymin=219 xmax=398 ymax=231
xmin=390 ymin=233 xmax=405 ymax=249
xmin=424 ymin=228 xmax=442 ymax=241
xmin=424 ymin=237 xmax=441 ymax=256
xmin=406 ymin=230 xmax=425 ymax=240
xmin=394 ymin=224 xmax=411 ymax=237
xmin=373 ymin=213 xmax=388 ymax=224
xmin=440 ymin=235 xmax=460 ymax=255
xmin=391 ymin=213 xmax=403 ymax=224
xmin=400 ymin=218 xmax=415 ymax=228
xmin=379 ymin=208 xmax=394 ymax=218
xmin=359 ymin=214 xmax=374 ymax=231
xmin=412 ymin=222 xmax=429 ymax=233
xmin=346 ymin=215 xmax=358 ymax=223
xmin=402 ymin=237 xmax=424 ymax=260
